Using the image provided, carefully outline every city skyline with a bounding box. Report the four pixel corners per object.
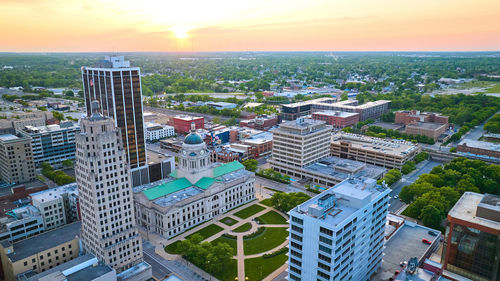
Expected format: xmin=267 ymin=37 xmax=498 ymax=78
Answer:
xmin=1 ymin=0 xmax=500 ymax=52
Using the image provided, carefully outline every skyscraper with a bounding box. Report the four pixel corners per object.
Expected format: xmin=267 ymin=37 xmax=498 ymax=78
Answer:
xmin=75 ymin=101 xmax=145 ymax=276
xmin=287 ymin=176 xmax=390 ymax=281
xmin=81 ymin=56 xmax=147 ymax=186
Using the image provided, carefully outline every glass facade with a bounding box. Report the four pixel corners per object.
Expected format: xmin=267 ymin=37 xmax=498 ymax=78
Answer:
xmin=82 ymin=68 xmax=146 ymax=169
xmin=446 ymin=223 xmax=500 ymax=281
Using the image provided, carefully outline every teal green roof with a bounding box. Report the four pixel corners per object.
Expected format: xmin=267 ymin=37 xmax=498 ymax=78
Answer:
xmin=213 ymin=161 xmax=245 ymax=177
xmin=184 ymin=132 xmax=203 ymax=144
xmin=169 ymin=170 xmax=178 ymax=178
xmin=143 ymin=178 xmax=192 ymax=200
xmin=195 ymin=177 xmax=215 ymax=190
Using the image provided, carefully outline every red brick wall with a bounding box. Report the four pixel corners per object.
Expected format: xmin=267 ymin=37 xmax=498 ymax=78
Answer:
xmin=173 ymin=117 xmax=204 ymax=134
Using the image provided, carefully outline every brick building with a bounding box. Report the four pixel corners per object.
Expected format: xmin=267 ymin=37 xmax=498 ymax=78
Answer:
xmin=312 ymin=111 xmax=360 ymax=128
xmin=405 ymin=122 xmax=448 ymax=141
xmin=172 ymin=115 xmax=204 ymax=134
xmin=457 ymin=139 xmax=500 ymax=160
xmin=395 ymin=110 xmax=449 ymax=125
xmin=240 ymin=115 xmax=279 ymax=131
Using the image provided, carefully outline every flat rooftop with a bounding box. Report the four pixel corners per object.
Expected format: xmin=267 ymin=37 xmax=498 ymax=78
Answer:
xmin=146 ymin=149 xmax=172 ymax=165
xmin=4 ymin=222 xmax=81 ymax=262
xmin=30 ymin=183 xmax=78 ymax=203
xmin=332 ymin=133 xmax=419 ymax=156
xmin=304 ymin=156 xmax=386 ymax=181
xmin=458 ymin=139 xmax=500 ymax=151
xmin=313 ymin=110 xmax=359 ymax=118
xmin=0 ymin=134 xmax=19 ymax=141
xmin=448 ymin=192 xmax=500 ymax=231
xmin=378 ymin=222 xmax=440 ymax=280
xmin=66 ymin=263 xmax=114 ymax=281
xmin=406 ymin=122 xmax=446 ymax=130
xmin=369 ymin=122 xmax=404 ymax=131
xmin=26 ymin=254 xmax=96 ymax=281
xmin=294 ymin=177 xmax=388 ymax=227
xmin=174 ymin=115 xmax=203 ymax=121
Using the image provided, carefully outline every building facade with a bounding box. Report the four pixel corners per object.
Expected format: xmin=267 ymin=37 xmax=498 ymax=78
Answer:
xmin=19 ymin=122 xmax=79 ymax=166
xmin=405 ymin=122 xmax=448 ymax=141
xmin=330 ymin=133 xmax=420 ymax=170
xmin=240 ymin=115 xmax=279 ymax=130
xmin=395 ymin=110 xmax=449 ymax=125
xmin=133 ymin=123 xmax=255 ymax=239
xmin=145 ymin=123 xmax=174 ymax=141
xmin=75 ymin=102 xmax=145 ymax=276
xmin=0 ymin=134 xmax=35 ymax=184
xmin=0 ymin=222 xmax=81 ymax=281
xmin=0 ymin=205 xmax=44 ymax=243
xmin=287 ymin=177 xmax=390 ymax=281
xmin=443 ymin=192 xmax=500 ymax=281
xmin=312 ymin=111 xmax=360 ymax=128
xmin=172 ymin=115 xmax=204 ymax=134
xmin=81 ymin=56 xmax=147 ymax=176
xmin=457 ymin=139 xmax=500 ymax=161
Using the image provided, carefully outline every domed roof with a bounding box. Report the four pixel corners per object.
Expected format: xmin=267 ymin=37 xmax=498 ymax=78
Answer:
xmin=184 ymin=132 xmax=203 ymax=145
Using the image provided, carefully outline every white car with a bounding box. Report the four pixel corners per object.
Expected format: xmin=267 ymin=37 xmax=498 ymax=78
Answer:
xmin=394 ymin=195 xmax=399 ymax=199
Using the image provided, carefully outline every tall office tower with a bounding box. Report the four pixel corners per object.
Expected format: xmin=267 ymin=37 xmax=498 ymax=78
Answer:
xmin=0 ymin=133 xmax=35 ymax=184
xmin=81 ymin=56 xmax=147 ymax=186
xmin=269 ymin=118 xmax=331 ymax=176
xmin=75 ymin=101 xmax=148 ymax=278
xmin=288 ymin=176 xmax=390 ymax=281
xmin=443 ymin=192 xmax=500 ymax=281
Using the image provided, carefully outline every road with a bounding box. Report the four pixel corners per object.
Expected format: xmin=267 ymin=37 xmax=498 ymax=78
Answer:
xmin=144 ymin=105 xmax=237 ymax=122
xmin=388 ymin=160 xmax=443 ymax=213
xmin=142 ymin=240 xmax=206 ymax=281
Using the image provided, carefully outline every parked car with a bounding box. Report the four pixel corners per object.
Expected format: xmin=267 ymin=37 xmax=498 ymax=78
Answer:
xmin=422 ymin=238 xmax=432 ymax=244
xmin=428 ymin=231 xmax=438 ymax=236
xmin=400 ymin=261 xmax=407 ymax=267
xmin=394 ymin=195 xmax=399 ymax=199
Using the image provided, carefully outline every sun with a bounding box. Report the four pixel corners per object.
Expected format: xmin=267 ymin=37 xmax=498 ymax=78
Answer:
xmin=171 ymin=26 xmax=190 ymax=39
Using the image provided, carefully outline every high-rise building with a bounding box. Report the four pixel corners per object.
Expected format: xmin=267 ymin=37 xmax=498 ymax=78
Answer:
xmin=269 ymin=118 xmax=331 ymax=177
xmin=287 ymin=176 xmax=390 ymax=281
xmin=0 ymin=133 xmax=35 ymax=184
xmin=75 ymin=101 xmax=148 ymax=279
xmin=442 ymin=192 xmax=500 ymax=281
xmin=81 ymin=56 xmax=147 ymax=186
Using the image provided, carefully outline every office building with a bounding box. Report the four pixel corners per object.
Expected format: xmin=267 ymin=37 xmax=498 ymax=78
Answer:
xmin=312 ymin=111 xmax=360 ymax=128
xmin=443 ymin=192 xmax=500 ymax=281
xmin=0 ymin=111 xmax=53 ymax=133
xmin=287 ymin=177 xmax=390 ymax=281
xmin=405 ymin=122 xmax=448 ymax=141
xmin=29 ymin=183 xmax=79 ymax=231
xmin=457 ymin=139 xmax=500 ymax=161
xmin=145 ymin=122 xmax=174 ymax=141
xmin=133 ymin=123 xmax=255 ymax=239
xmin=0 ymin=222 xmax=81 ymax=281
xmin=0 ymin=134 xmax=35 ymax=184
xmin=172 ymin=115 xmax=204 ymax=134
xmin=81 ymin=56 xmax=147 ymax=185
xmin=395 ymin=110 xmax=449 ymax=125
xmin=19 ymin=122 xmax=79 ymax=166
xmin=280 ymin=98 xmax=335 ymax=121
xmin=330 ymin=133 xmax=420 ymax=170
xmin=0 ymin=205 xmax=44 ymax=243
xmin=239 ymin=115 xmax=279 ymax=130
xmin=75 ymin=102 xmax=149 ymax=279
xmin=22 ymin=254 xmax=116 ymax=281
xmin=269 ymin=118 xmax=331 ymax=176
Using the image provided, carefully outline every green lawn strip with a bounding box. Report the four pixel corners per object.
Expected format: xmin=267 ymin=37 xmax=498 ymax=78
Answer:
xmin=220 ymin=217 xmax=238 ymax=226
xmin=212 ymin=236 xmax=238 ymax=255
xmin=244 ymin=249 xmax=288 ymax=280
xmin=233 ymin=222 xmax=252 ymax=233
xmin=186 ymin=224 xmax=224 ymax=240
xmin=259 ymin=198 xmax=273 ymax=207
xmin=165 ymin=240 xmax=183 ymax=254
xmin=212 ymin=258 xmax=238 ymax=281
xmin=243 ymin=227 xmax=288 ymax=255
xmin=169 ymin=220 xmax=209 ymax=239
xmin=234 ymin=204 xmax=266 ymax=219
xmin=485 ymin=82 xmax=500 ymax=93
xmin=257 ymin=210 xmax=287 ymax=225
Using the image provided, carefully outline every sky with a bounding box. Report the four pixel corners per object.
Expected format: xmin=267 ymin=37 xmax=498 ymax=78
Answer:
xmin=1 ymin=0 xmax=500 ymax=52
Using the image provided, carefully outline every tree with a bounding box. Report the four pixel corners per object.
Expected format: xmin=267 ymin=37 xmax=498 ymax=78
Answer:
xmin=340 ymin=93 xmax=348 ymax=101
xmin=212 ymin=116 xmax=221 ymax=124
xmin=449 ymin=147 xmax=457 ymax=153
xmin=77 ymin=90 xmax=84 ymax=98
xmin=270 ymin=192 xmax=311 ymax=212
xmin=414 ymin=152 xmax=429 ymax=164
xmin=64 ymin=90 xmax=74 ymax=97
xmin=242 ymin=159 xmax=258 ymax=172
xmin=401 ymin=161 xmax=416 ymax=174
xmin=62 ymin=159 xmax=73 ymax=168
xmin=420 ymin=205 xmax=442 ymax=230
xmin=378 ymin=169 xmax=402 ymax=186
xmin=52 ymin=111 xmax=64 ymax=121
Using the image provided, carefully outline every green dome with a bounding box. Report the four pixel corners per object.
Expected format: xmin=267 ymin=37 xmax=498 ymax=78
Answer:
xmin=184 ymin=132 xmax=203 ymax=144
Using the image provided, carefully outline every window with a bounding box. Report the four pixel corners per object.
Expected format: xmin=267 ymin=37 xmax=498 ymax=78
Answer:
xmin=317 ymin=270 xmax=330 ymax=279
xmin=318 ymin=262 xmax=331 ymax=271
xmin=291 ymin=216 xmax=303 ymax=225
xmin=320 ymin=227 xmax=333 ymax=236
xmin=24 ymin=261 xmax=28 ymax=266
xmin=318 ymin=253 xmax=331 ymax=263
xmin=291 ymin=225 xmax=303 ymax=233
xmin=319 ymin=245 xmax=332 ymax=254
xmin=319 ymin=236 xmax=332 ymax=245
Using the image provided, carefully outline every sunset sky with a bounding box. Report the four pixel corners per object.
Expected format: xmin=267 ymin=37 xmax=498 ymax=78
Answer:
xmin=1 ymin=0 xmax=500 ymax=52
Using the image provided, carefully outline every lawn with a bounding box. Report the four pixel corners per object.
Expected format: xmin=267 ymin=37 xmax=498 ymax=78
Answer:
xmin=259 ymin=198 xmax=273 ymax=207
xmin=243 ymin=227 xmax=288 ymax=255
xmin=233 ymin=204 xmax=266 ymax=219
xmin=220 ymin=217 xmax=238 ymax=226
xmin=486 ymin=82 xmax=500 ymax=93
xmin=212 ymin=236 xmax=238 ymax=255
xmin=165 ymin=240 xmax=183 ymax=254
xmin=212 ymin=258 xmax=238 ymax=281
xmin=257 ymin=210 xmax=287 ymax=225
xmin=233 ymin=222 xmax=252 ymax=233
xmin=245 ymin=250 xmax=288 ymax=281
xmin=186 ymin=224 xmax=224 ymax=240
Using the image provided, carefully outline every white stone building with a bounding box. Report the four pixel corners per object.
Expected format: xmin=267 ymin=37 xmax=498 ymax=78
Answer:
xmin=145 ymin=122 xmax=175 ymax=141
xmin=287 ymin=176 xmax=390 ymax=281
xmin=133 ymin=123 xmax=255 ymax=238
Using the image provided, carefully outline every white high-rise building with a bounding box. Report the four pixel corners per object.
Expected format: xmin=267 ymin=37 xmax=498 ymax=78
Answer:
xmin=287 ymin=176 xmax=390 ymax=281
xmin=75 ymin=101 xmax=150 ymax=279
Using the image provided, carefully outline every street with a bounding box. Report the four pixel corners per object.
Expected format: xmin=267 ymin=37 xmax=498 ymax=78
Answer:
xmin=388 ymin=160 xmax=443 ymax=213
xmin=142 ymin=240 xmax=206 ymax=281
